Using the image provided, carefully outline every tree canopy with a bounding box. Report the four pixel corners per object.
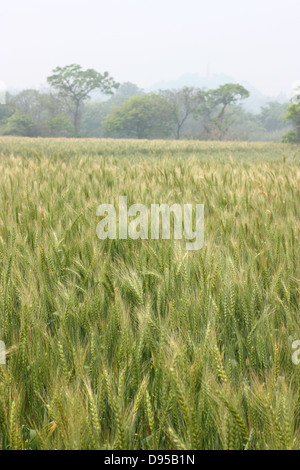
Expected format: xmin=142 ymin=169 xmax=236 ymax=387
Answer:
xmin=103 ymin=94 xmax=173 ymax=139
xmin=197 ymin=83 xmax=250 ymax=139
xmin=159 ymin=87 xmax=203 ymax=139
xmin=47 ymin=64 xmax=119 ymax=136
xmin=0 ymin=66 xmax=292 ymax=142
xmin=282 ymin=103 xmax=300 ymax=143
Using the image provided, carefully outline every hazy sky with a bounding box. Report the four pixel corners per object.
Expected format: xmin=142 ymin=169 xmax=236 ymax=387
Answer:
xmin=1 ymin=0 xmax=299 ymax=96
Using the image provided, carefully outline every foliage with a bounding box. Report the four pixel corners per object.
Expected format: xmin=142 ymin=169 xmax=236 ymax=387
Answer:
xmin=103 ymin=94 xmax=173 ymax=139
xmin=115 ymin=82 xmax=144 ymax=99
xmin=283 ymin=104 xmax=300 ymax=143
xmin=44 ymin=113 xmax=73 ymax=137
xmin=0 ymin=137 xmax=299 ymax=450
xmin=81 ymin=82 xmax=145 ymax=138
xmin=3 ymin=113 xmax=37 ymax=137
xmin=259 ymin=102 xmax=289 ymax=132
xmin=9 ymin=89 xmax=45 ymax=123
xmin=199 ymin=84 xmax=250 ymax=139
xmin=0 ymin=102 xmax=15 ymax=124
xmin=3 ymin=90 xmax=68 ymax=137
xmin=159 ymin=87 xmax=203 ymax=139
xmin=47 ymin=64 xmax=119 ymax=136
xmin=0 ymin=77 xmax=290 ymax=141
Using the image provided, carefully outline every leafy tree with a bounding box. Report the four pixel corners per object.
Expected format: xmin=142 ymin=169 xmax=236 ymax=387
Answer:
xmin=44 ymin=113 xmax=73 ymax=137
xmin=282 ymin=103 xmax=300 ymax=142
xmin=211 ymin=84 xmax=249 ymax=117
xmin=9 ymin=89 xmax=66 ymax=133
xmin=103 ymin=94 xmax=173 ymax=139
xmin=81 ymin=82 xmax=145 ymax=137
xmin=160 ymin=87 xmax=203 ymax=139
xmin=259 ymin=102 xmax=289 ymax=132
xmin=81 ymin=102 xmax=109 ymax=137
xmin=199 ymin=83 xmax=250 ymax=139
xmin=47 ymin=64 xmax=119 ymax=136
xmin=0 ymin=101 xmax=14 ymax=125
xmin=115 ymin=82 xmax=144 ymax=99
xmin=4 ymin=113 xmax=37 ymax=136
xmin=10 ymin=89 xmax=43 ymax=122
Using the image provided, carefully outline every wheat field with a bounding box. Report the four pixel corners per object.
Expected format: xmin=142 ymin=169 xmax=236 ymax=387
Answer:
xmin=0 ymin=137 xmax=299 ymax=450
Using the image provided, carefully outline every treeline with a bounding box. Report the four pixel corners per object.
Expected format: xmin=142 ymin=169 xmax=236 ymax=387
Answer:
xmin=0 ymin=64 xmax=295 ymax=141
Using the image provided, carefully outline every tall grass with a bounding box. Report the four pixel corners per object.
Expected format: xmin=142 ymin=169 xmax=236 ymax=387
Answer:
xmin=0 ymin=137 xmax=299 ymax=450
